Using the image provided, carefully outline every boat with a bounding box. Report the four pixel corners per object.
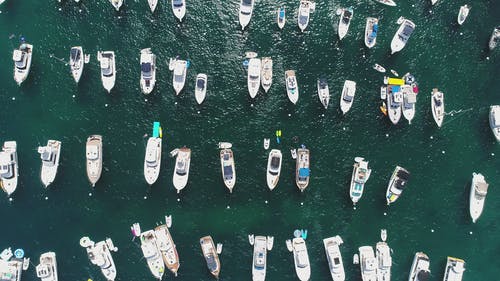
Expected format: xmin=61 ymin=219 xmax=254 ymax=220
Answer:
xmin=373 ymin=64 xmax=386 ymax=73
xmin=172 ymin=59 xmax=187 ymax=95
xmin=295 ymin=147 xmax=310 ymax=192
xmin=358 ymin=246 xmax=377 ymax=281
xmin=298 ymin=1 xmax=315 ymax=32
xmin=386 ymin=166 xmax=410 ymax=205
xmin=70 ymin=46 xmax=84 ymax=83
xmin=349 ymin=157 xmax=372 ymax=206
xmin=261 ymin=57 xmax=272 ymax=93
xmin=200 ymin=236 xmax=222 ymax=279
xmin=12 ymin=42 xmax=33 ymax=86
xmin=488 ymin=26 xmax=500 ymax=50
xmin=0 ymin=248 xmax=24 ymax=281
xmin=140 ymin=48 xmax=156 ymax=95
xmin=338 ymin=7 xmax=353 ymax=40
xmin=263 ymin=139 xmax=270 ymax=150
xmin=442 ymin=257 xmax=465 ymax=281
xmin=288 ymin=237 xmax=311 ymax=281
xmin=131 ymin=223 xmax=141 ymax=238
xmin=386 ymin=87 xmax=403 ymax=125
xmin=173 ymin=147 xmax=191 ymax=193
xmin=372 ymin=0 xmax=396 ymax=7
xmin=37 ymin=140 xmax=61 ymax=188
xmin=97 ymin=51 xmax=116 ymax=93
xmin=317 ymin=78 xmax=330 ymax=109
xmin=277 ymin=7 xmax=286 ymax=29
xmin=172 ymin=0 xmax=186 ymax=22
xmin=249 ymin=235 xmax=274 ymax=281
xmin=402 ymin=85 xmax=417 ymax=124
xmin=291 ymin=148 xmax=297 ymax=159
xmin=219 ymin=142 xmax=236 ymax=193
xmin=457 ymin=5 xmax=470 ymax=25
xmin=79 ymin=237 xmax=118 ymax=281
xmin=0 ymin=141 xmax=18 ymax=197
xmin=469 ymin=172 xmax=489 ymax=223
xmin=195 ymin=73 xmax=208 ymax=104
xmin=489 ymin=105 xmax=500 ymax=141
xmin=266 ymin=149 xmax=282 ymax=191
xmin=86 ymin=135 xmax=103 ymax=187
xmin=323 ymin=236 xmax=345 ymax=281
xmin=365 ymin=18 xmax=379 ymax=48
xmin=148 ymin=0 xmax=158 ymax=13
xmin=340 ymin=80 xmax=356 ymax=115
xmin=285 ymin=70 xmax=299 ymax=104
xmin=390 ymin=18 xmax=416 ymax=54
xmin=140 ymin=230 xmax=165 ymax=280
xmin=154 ymin=218 xmax=180 ymax=276
xmin=247 ymin=57 xmax=261 ymax=98
xmin=36 ymin=252 xmax=58 ymax=281
xmin=431 ymin=0 xmax=437 ymax=5
xmin=109 ymin=0 xmax=123 ymax=11
xmin=239 ymin=0 xmax=254 ymax=30
xmin=144 ymin=122 xmax=162 ymax=185
xmin=390 ymin=69 xmax=399 ymax=77
xmin=408 ymin=252 xmax=431 ymax=281
xmin=431 ymin=89 xmax=445 ymax=127
xmin=376 ymin=242 xmax=391 ymax=281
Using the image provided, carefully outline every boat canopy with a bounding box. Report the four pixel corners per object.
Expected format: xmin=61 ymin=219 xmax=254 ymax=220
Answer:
xmin=86 ymin=145 xmax=100 ymax=160
xmin=12 ymin=50 xmax=23 ymax=62
xmin=196 ymin=78 xmax=205 ymax=89
xmin=406 ymin=92 xmax=417 ymax=103
xmin=152 ymin=122 xmax=161 ymax=138
xmin=417 ymin=270 xmax=430 ymax=281
xmin=388 ymin=78 xmax=404 ymax=85
xmin=223 ymin=166 xmax=233 ymax=179
xmin=71 ymin=48 xmax=81 ymax=61
xmin=299 ymin=168 xmax=310 ymax=177
xmin=279 ymin=8 xmax=285 ymax=18
xmin=397 ymin=169 xmax=410 ymax=180
xmin=475 ymin=182 xmax=489 ymax=195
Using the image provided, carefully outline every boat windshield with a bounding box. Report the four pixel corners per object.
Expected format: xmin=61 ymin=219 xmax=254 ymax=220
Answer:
xmin=223 ymin=166 xmax=233 ymax=180
xmin=298 ymin=14 xmax=308 ymax=26
xmin=176 ymin=161 xmax=187 ymax=176
xmin=0 ymin=164 xmax=13 ymax=179
xmin=86 ymin=146 xmax=100 ymax=160
xmin=41 ymin=150 xmax=55 ymax=165
xmin=342 ymin=10 xmax=352 ymax=24
xmin=196 ymin=79 xmax=205 ymax=89
xmin=270 ymin=156 xmax=280 ymax=174
xmin=242 ymin=0 xmax=252 ymax=6
xmin=14 ymin=53 xmax=27 ymax=69
xmin=71 ymin=48 xmax=81 ymax=62
xmin=142 ymin=63 xmax=152 ymax=78
xmin=206 ymin=255 xmax=218 ymax=271
xmin=173 ymin=0 xmax=183 ymax=7
xmin=101 ymin=58 xmax=114 ymax=77
xmin=254 ymin=252 xmax=265 ymax=269
xmin=174 ymin=74 xmax=184 ymax=83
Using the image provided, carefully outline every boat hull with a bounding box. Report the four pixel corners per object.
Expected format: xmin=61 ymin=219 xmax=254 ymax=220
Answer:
xmin=13 ymin=44 xmax=33 ymax=86
xmin=323 ymin=236 xmax=345 ymax=281
xmin=70 ymin=46 xmax=84 ymax=83
xmin=469 ymin=172 xmax=488 ymax=223
xmin=340 ymin=80 xmax=356 ymax=115
xmin=0 ymin=141 xmax=18 ymax=196
xmin=489 ymin=105 xmax=500 ymax=142
xmin=40 ymin=140 xmax=61 ymax=188
xmin=220 ymin=149 xmax=236 ymax=192
xmin=86 ymin=135 xmax=103 ymax=187
xmin=154 ymin=225 xmax=180 ymax=276
xmin=144 ymin=137 xmax=162 ymax=185
xmin=195 ymin=74 xmax=207 ymax=104
xmin=364 ymin=18 xmax=378 ymax=48
xmin=247 ymin=58 xmax=261 ymax=98
xmin=200 ymin=236 xmax=221 ymax=279
xmin=261 ymin=57 xmax=272 ymax=93
xmin=295 ymin=148 xmax=310 ymax=191
xmin=292 ymin=238 xmax=311 ymax=281
xmin=140 ymin=49 xmax=156 ymax=95
xmin=266 ymin=149 xmax=282 ymax=190
xmin=285 ymin=70 xmax=299 ymax=104
xmin=173 ymin=148 xmax=191 ymax=193
xmin=431 ymin=89 xmax=445 ymax=127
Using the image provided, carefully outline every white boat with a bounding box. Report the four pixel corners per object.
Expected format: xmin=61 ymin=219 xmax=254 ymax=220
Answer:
xmin=172 ymin=59 xmax=187 ymax=95
xmin=97 ymin=51 xmax=116 ymax=93
xmin=0 ymin=141 xmax=18 ymax=197
xmin=359 ymin=246 xmax=377 ymax=281
xmin=250 ymin=235 xmax=274 ymax=281
xmin=277 ymin=7 xmax=286 ymax=30
xmin=402 ymin=85 xmax=417 ymax=124
xmin=285 ymin=70 xmax=299 ymax=104
xmin=373 ymin=64 xmax=386 ymax=73
xmin=317 ymin=78 xmax=329 ymax=109
xmin=0 ymin=248 xmax=24 ymax=281
xmin=109 ymin=0 xmax=123 ymax=11
xmin=489 ymin=26 xmax=500 ymax=50
xmin=365 ymin=18 xmax=379 ymax=48
xmin=469 ymin=172 xmax=489 ymax=223
xmin=431 ymin=89 xmax=445 ymax=127
xmin=261 ymin=57 xmax=272 ymax=93
xmin=442 ymin=257 xmax=465 ymax=281
xmin=489 ymin=105 xmax=500 ymax=142
xmin=173 ymin=147 xmax=191 ymax=193
xmin=289 ymin=238 xmax=311 ymax=281
xmin=263 ymin=138 xmax=270 ymax=150
xmin=387 ymin=88 xmax=403 ymax=125
xmin=36 ymin=252 xmax=58 ymax=281
xmin=390 ymin=18 xmax=416 ymax=54
xmin=349 ymin=157 xmax=371 ymax=206
xmin=386 ymin=166 xmax=410 ymax=205
xmin=457 ymin=5 xmax=470 ymax=25
xmin=431 ymin=0 xmax=437 ymax=5
xmin=376 ymin=242 xmax=391 ymax=281
xmin=79 ymin=237 xmax=118 ymax=281
xmin=408 ymin=252 xmax=431 ymax=281
xmin=298 ymin=1 xmax=315 ymax=32
xmin=12 ymin=43 xmax=33 ymax=86
xmin=148 ymin=0 xmax=158 ymax=13
xmin=266 ymin=149 xmax=282 ymax=191
xmin=338 ymin=7 xmax=353 ymax=40
xmin=340 ymin=80 xmax=356 ymax=115
xmin=248 ymin=57 xmax=261 ymax=98
xmin=291 ymin=148 xmax=297 ymax=159
xmin=37 ymin=140 xmax=61 ymax=188
xmin=295 ymin=147 xmax=310 ymax=192
xmin=323 ymin=236 xmax=345 ymax=281
xmin=70 ymin=46 xmax=84 ymax=83
xmin=144 ymin=137 xmax=162 ymax=186
xmin=172 ymin=0 xmax=186 ymax=21
xmin=200 ymin=236 xmax=222 ymax=279
xmin=219 ymin=142 xmax=236 ymax=193
xmin=140 ymin=230 xmax=165 ymax=280
xmin=140 ymin=48 xmax=156 ymax=95
xmin=239 ymin=0 xmax=254 ymax=30
xmin=0 ymin=0 xmax=5 ymax=5
xmin=390 ymin=69 xmax=399 ymax=77
xmin=372 ymin=0 xmax=396 ymax=7
xmin=86 ymin=135 xmax=103 ymax=187
xmin=195 ymin=73 xmax=207 ymax=104
xmin=155 ymin=221 xmax=180 ymax=276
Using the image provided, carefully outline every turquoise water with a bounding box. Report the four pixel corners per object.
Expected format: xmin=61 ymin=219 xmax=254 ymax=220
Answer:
xmin=0 ymin=0 xmax=499 ymax=280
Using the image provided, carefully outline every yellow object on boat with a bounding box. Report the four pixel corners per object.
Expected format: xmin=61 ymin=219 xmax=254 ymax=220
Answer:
xmin=388 ymin=78 xmax=405 ymax=85
xmin=380 ymin=102 xmax=387 ymax=116
xmin=159 ymin=127 xmax=163 ymax=138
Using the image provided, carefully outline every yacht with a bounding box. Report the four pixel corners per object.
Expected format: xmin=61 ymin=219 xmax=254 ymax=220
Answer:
xmin=277 ymin=7 xmax=286 ymax=29
xmin=469 ymin=172 xmax=489 ymax=223
xmin=359 ymin=246 xmax=377 ymax=281
xmin=317 ymin=78 xmax=329 ymax=109
xmin=12 ymin=42 xmax=33 ymax=86
xmin=140 ymin=230 xmax=165 ymax=280
xmin=386 ymin=166 xmax=410 ymax=205
xmin=373 ymin=0 xmax=396 ymax=6
xmin=295 ymin=147 xmax=310 ymax=192
xmin=323 ymin=236 xmax=345 ymax=281
xmin=266 ymin=149 xmax=282 ymax=191
xmin=200 ymin=236 xmax=222 ymax=279
xmin=155 ymin=218 xmax=180 ymax=276
xmin=86 ymin=135 xmax=103 ymax=187
xmin=457 ymin=5 xmax=470 ymax=25
xmin=36 ymin=252 xmax=58 ymax=281
xmin=0 ymin=248 xmax=24 ymax=281
xmin=195 ymin=73 xmax=207 ymax=104
xmin=109 ymin=0 xmax=123 ymax=11
xmin=349 ymin=157 xmax=372 ymax=206
xmin=489 ymin=26 xmax=500 ymax=50
xmin=0 ymin=141 xmax=18 ymax=197
xmin=148 ymin=0 xmax=158 ymax=13
xmin=387 ymin=88 xmax=403 ymax=125
xmin=285 ymin=70 xmax=299 ymax=104
xmin=249 ymin=235 xmax=274 ymax=281
xmin=97 ymin=51 xmax=116 ymax=93
xmin=288 ymin=237 xmax=310 ymax=281
xmin=408 ymin=252 xmax=431 ymax=281
xmin=247 ymin=57 xmax=261 ymax=98
xmin=173 ymin=147 xmax=191 ymax=193
xmin=219 ymin=142 xmax=236 ymax=193
xmin=365 ymin=17 xmax=379 ymax=48
xmin=144 ymin=122 xmax=162 ymax=185
xmin=430 ymin=89 xmax=445 ymax=127
xmin=376 ymin=242 xmax=391 ymax=281
xmin=442 ymin=257 xmax=465 ymax=281
xmin=298 ymin=1 xmax=315 ymax=32
xmin=140 ymin=48 xmax=156 ymax=95
xmin=239 ymin=0 xmax=254 ymax=30
xmin=489 ymin=105 xmax=500 ymax=141
xmin=340 ymin=80 xmax=356 ymax=115
xmin=70 ymin=46 xmax=84 ymax=83
xmin=172 ymin=59 xmax=187 ymax=95
xmin=38 ymin=140 xmax=61 ymax=188
xmin=390 ymin=18 xmax=415 ymax=54
xmin=338 ymin=7 xmax=353 ymax=40
xmin=79 ymin=237 xmax=118 ymax=281
xmin=172 ymin=0 xmax=186 ymax=22
xmin=402 ymin=85 xmax=417 ymax=124
xmin=261 ymin=57 xmax=273 ymax=93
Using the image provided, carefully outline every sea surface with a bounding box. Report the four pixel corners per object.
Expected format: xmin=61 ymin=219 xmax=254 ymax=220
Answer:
xmin=0 ymin=0 xmax=499 ymax=280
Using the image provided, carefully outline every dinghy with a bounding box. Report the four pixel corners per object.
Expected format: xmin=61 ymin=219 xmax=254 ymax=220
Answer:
xmin=247 ymin=57 xmax=261 ymax=98
xmin=266 ymin=149 xmax=282 ymax=190
xmin=365 ymin=17 xmax=379 ymax=48
xmin=488 ymin=27 xmax=500 ymax=50
xmin=349 ymin=157 xmax=371 ymax=206
xmin=323 ymin=236 xmax=345 ymax=281
xmin=172 ymin=0 xmax=186 ymax=22
xmin=285 ymin=70 xmax=299 ymax=104
xmin=219 ymin=142 xmax=236 ymax=193
xmin=390 ymin=18 xmax=415 ymax=54
xmin=372 ymin=0 xmax=396 ymax=7
xmin=469 ymin=172 xmax=489 ymax=223
xmin=140 ymin=230 xmax=165 ymax=280
xmin=338 ymin=7 xmax=353 ymax=40
xmin=489 ymin=105 xmax=500 ymax=141
xmin=86 ymin=135 xmax=102 ymax=187
xmin=200 ymin=236 xmax=222 ymax=279
xmin=290 ymin=148 xmax=297 ymax=159
xmin=13 ymin=42 xmax=33 ymax=86
xmin=0 ymin=141 xmax=18 ymax=197
xmin=155 ymin=218 xmax=180 ymax=276
xmin=38 ymin=140 xmax=61 ymax=188
xmin=239 ymin=0 xmax=254 ymax=30
xmin=340 ymin=80 xmax=356 ymax=115
xmin=263 ymin=138 xmax=270 ymax=150
xmin=298 ymin=1 xmax=315 ymax=32
xmin=97 ymin=51 xmax=116 ymax=93
xmin=317 ymin=78 xmax=330 ymax=109
xmin=172 ymin=59 xmax=187 ymax=95
xmin=277 ymin=7 xmax=286 ymax=29
xmin=173 ymin=147 xmax=191 ymax=193
xmin=457 ymin=5 xmax=470 ymax=25
xmin=195 ymin=73 xmax=207 ymax=104
xmin=70 ymin=46 xmax=84 ymax=83
xmin=109 ymin=0 xmax=123 ymax=11
xmin=431 ymin=88 xmax=445 ymax=127
xmin=295 ymin=147 xmax=310 ymax=192
xmin=148 ymin=0 xmax=158 ymax=13
xmin=261 ymin=57 xmax=273 ymax=93
xmin=373 ymin=64 xmax=386 ymax=73
xmin=250 ymin=235 xmax=274 ymax=281
xmin=140 ymin=48 xmax=156 ymax=95
xmin=358 ymin=246 xmax=377 ymax=281
xmin=408 ymin=252 xmax=431 ymax=281
xmin=431 ymin=0 xmax=437 ymax=5
xmin=144 ymin=122 xmax=162 ymax=185
xmin=386 ymin=166 xmax=410 ymax=205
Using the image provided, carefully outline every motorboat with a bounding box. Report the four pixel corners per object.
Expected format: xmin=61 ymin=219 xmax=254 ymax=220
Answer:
xmin=365 ymin=17 xmax=379 ymax=48
xmin=12 ymin=42 xmax=33 ymax=86
xmin=442 ymin=257 xmax=465 ymax=281
xmin=338 ymin=7 xmax=353 ymax=40
xmin=144 ymin=122 xmax=162 ymax=185
xmin=155 ymin=217 xmax=180 ymax=276
xmin=390 ymin=18 xmax=416 ymax=54
xmin=247 ymin=57 xmax=261 ymax=98
xmin=148 ymin=0 xmax=158 ymax=13
xmin=469 ymin=172 xmax=489 ymax=223
xmin=373 ymin=64 xmax=386 ymax=73
xmin=200 ymin=236 xmax=222 ymax=279
xmin=488 ymin=26 xmax=500 ymax=50
xmin=0 ymin=248 xmax=25 ymax=281
xmin=340 ymin=80 xmax=356 ymax=115
xmin=295 ymin=147 xmax=310 ymax=192
xmin=172 ymin=0 xmax=186 ymax=22
xmin=317 ymin=78 xmax=329 ymax=109
xmin=266 ymin=149 xmax=282 ymax=191
xmin=285 ymin=70 xmax=299 ymax=104
xmin=386 ymin=166 xmax=410 ymax=205
xmin=287 ymin=237 xmax=310 ymax=281
xmin=249 ymin=235 xmax=274 ymax=281
xmin=173 ymin=147 xmax=191 ymax=193
xmin=358 ymin=246 xmax=377 ymax=281
xmin=70 ymin=46 xmax=85 ymax=83
xmin=376 ymin=242 xmax=391 ymax=281
xmin=431 ymin=0 xmax=437 ymax=5
xmin=323 ymin=236 xmax=345 ymax=281
xmin=219 ymin=142 xmax=236 ymax=193
xmin=79 ymin=237 xmax=118 ymax=281
xmin=372 ymin=0 xmax=396 ymax=7
xmin=109 ymin=0 xmax=123 ymax=11
xmin=298 ymin=1 xmax=315 ymax=32
xmin=140 ymin=48 xmax=156 ymax=95
xmin=349 ymin=157 xmax=372 ymax=206
xmin=195 ymin=73 xmax=207 ymax=104
xmin=430 ymin=89 xmax=445 ymax=127
xmin=172 ymin=59 xmax=187 ymax=95
xmin=97 ymin=51 xmax=116 ymax=93
xmin=387 ymin=87 xmax=403 ymax=125
xmin=140 ymin=230 xmax=165 ymax=280
xmin=457 ymin=5 xmax=470 ymax=25
xmin=239 ymin=0 xmax=254 ymax=30
xmin=261 ymin=57 xmax=272 ymax=93
xmin=86 ymin=135 xmax=103 ymax=187
xmin=37 ymin=140 xmax=61 ymax=188
xmin=0 ymin=141 xmax=18 ymax=197
xmin=402 ymin=85 xmax=417 ymax=124
xmin=408 ymin=252 xmax=431 ymax=281
xmin=36 ymin=252 xmax=58 ymax=281
xmin=489 ymin=105 xmax=500 ymax=141
xmin=277 ymin=7 xmax=286 ymax=29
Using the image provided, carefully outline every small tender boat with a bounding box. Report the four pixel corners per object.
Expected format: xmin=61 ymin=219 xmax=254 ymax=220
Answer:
xmin=261 ymin=57 xmax=273 ymax=93
xmin=263 ymin=138 xmax=270 ymax=150
xmin=291 ymin=148 xmax=297 ymax=159
xmin=266 ymin=149 xmax=282 ymax=191
xmin=173 ymin=147 xmax=191 ymax=193
xmin=247 ymin=57 xmax=261 ymax=98
xmin=140 ymin=48 xmax=156 ymax=95
xmin=349 ymin=157 xmax=372 ymax=206
xmin=195 ymin=73 xmax=208 ymax=104
xmin=431 ymin=89 xmax=445 ymax=128
xmin=249 ymin=235 xmax=274 ymax=281
xmin=140 ymin=230 xmax=165 ymax=280
xmin=431 ymin=0 xmax=437 ymax=5
xmin=372 ymin=0 xmax=396 ymax=7
xmin=387 ymin=87 xmax=403 ymax=125
xmin=317 ymin=78 xmax=330 ymax=109
xmin=277 ymin=7 xmax=286 ymax=29
xmin=488 ymin=26 xmax=500 ymax=50
xmin=97 ymin=51 xmax=116 ymax=93
xmin=109 ymin=0 xmax=123 ymax=11
xmin=172 ymin=0 xmax=186 ymax=22
xmin=469 ymin=172 xmax=489 ymax=223
xmin=148 ymin=0 xmax=158 ymax=13
xmin=12 ymin=42 xmax=33 ymax=86
xmin=298 ymin=1 xmax=315 ymax=32
xmin=376 ymin=242 xmax=392 ymax=281
xmin=239 ymin=0 xmax=254 ymax=30
xmin=36 ymin=252 xmax=58 ymax=281
xmin=130 ymin=223 xmax=141 ymax=238
xmin=390 ymin=69 xmax=399 ymax=77
xmin=0 ymin=141 xmax=19 ymax=197
xmin=338 ymin=7 xmax=353 ymax=40
xmin=489 ymin=105 xmax=500 ymax=142
xmin=285 ymin=70 xmax=299 ymax=104
xmin=373 ymin=64 xmax=386 ymax=73
xmin=386 ymin=166 xmax=410 ymax=205
xmin=144 ymin=122 xmax=162 ymax=185
xmin=288 ymin=237 xmax=310 ymax=281
xmin=340 ymin=80 xmax=356 ymax=115
xmin=295 ymin=147 xmax=310 ymax=192
xmin=402 ymin=85 xmax=417 ymax=124
xmin=358 ymin=246 xmax=377 ymax=281
xmin=200 ymin=236 xmax=222 ymax=279
xmin=70 ymin=46 xmax=84 ymax=83
xmin=155 ymin=218 xmax=180 ymax=276
xmin=408 ymin=252 xmax=431 ymax=281
xmin=38 ymin=140 xmax=61 ymax=188
xmin=172 ymin=59 xmax=187 ymax=95
xmin=457 ymin=5 xmax=470 ymax=25
xmin=323 ymin=236 xmax=345 ymax=281
xmin=442 ymin=257 xmax=465 ymax=281
xmin=219 ymin=142 xmax=236 ymax=193
xmin=80 ymin=237 xmax=118 ymax=281
xmin=390 ymin=18 xmax=416 ymax=54
xmin=86 ymin=135 xmax=103 ymax=187
xmin=365 ymin=18 xmax=379 ymax=48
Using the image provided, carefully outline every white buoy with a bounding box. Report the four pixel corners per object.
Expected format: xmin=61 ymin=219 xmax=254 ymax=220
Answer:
xmin=362 ymin=55 xmax=366 ymax=58
xmin=105 ymin=104 xmax=108 ymax=107
xmin=491 ymin=153 xmax=495 ymax=156
xmin=429 ymin=10 xmax=432 ymax=14
xmin=9 ymin=198 xmax=13 ymax=202
xmin=197 ymin=111 xmax=200 ymax=114
xmin=385 ymin=134 xmax=389 ymax=137
xmin=58 ymin=8 xmax=62 ymax=11
xmin=486 ymin=57 xmax=490 ymax=60
xmin=88 ymin=193 xmax=92 ymax=196
xmin=226 ymin=205 xmax=230 ymax=209
xmin=12 ymin=97 xmax=15 ymax=101
xmin=431 ymin=229 xmax=434 ymax=233
xmin=250 ymin=104 xmax=254 ymax=107
xmin=45 ymin=196 xmax=48 ymax=200
xmin=175 ymin=102 xmax=178 ymax=105
xmin=336 ymin=47 xmax=340 ymax=51
xmin=288 ymin=113 xmax=291 ymax=117
xmin=383 ymin=212 xmax=387 ymax=216
xmin=300 ymin=202 xmax=304 ymax=206
xmin=72 ymin=95 xmax=76 ymax=98
xmin=321 ymin=114 xmax=324 ymax=117
xmin=469 ymin=231 xmax=473 ymax=235
xmin=353 ymin=206 xmax=356 ymax=210
xmin=177 ymin=198 xmax=180 ymax=202
xmin=460 ymin=32 xmax=463 ymax=35
xmin=411 ymin=4 xmax=415 ymax=7
xmin=144 ymin=196 xmax=147 ymax=199
xmin=430 ymin=136 xmax=433 ymax=139
xmin=442 ymin=150 xmax=445 ymax=154
xmin=144 ymin=99 xmax=148 ymax=102
xmin=265 ymin=200 xmax=268 ymax=204
xmin=343 ymin=127 xmax=346 ymax=131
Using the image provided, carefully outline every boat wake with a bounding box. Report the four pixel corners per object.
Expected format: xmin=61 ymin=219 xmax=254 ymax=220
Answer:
xmin=445 ymin=108 xmax=473 ymax=116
